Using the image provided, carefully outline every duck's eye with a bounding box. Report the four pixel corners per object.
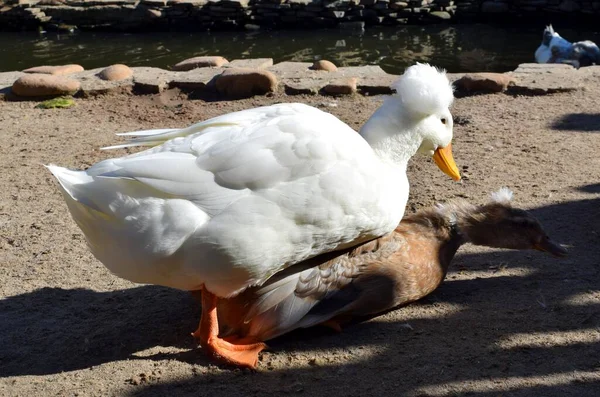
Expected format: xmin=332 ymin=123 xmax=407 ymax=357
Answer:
xmin=441 ymin=118 xmax=447 ymax=125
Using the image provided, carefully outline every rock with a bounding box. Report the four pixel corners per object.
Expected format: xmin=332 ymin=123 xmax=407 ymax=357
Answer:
xmin=429 ymin=11 xmax=451 ymax=19
xmin=98 ymin=64 xmax=133 ymax=81
xmin=284 ymin=79 xmax=324 ymax=95
xmin=268 ymin=62 xmax=313 ymax=79
xmin=145 ymin=8 xmax=162 ymax=18
xmin=22 ymin=64 xmax=84 ymax=76
xmin=131 ymin=67 xmax=178 ymax=94
xmin=228 ymin=58 xmax=273 ymax=69
xmin=454 ymin=73 xmax=515 ymax=94
xmin=72 ymin=68 xmax=133 ymax=96
xmin=508 ymin=63 xmax=586 ymax=94
xmin=12 ymin=74 xmax=80 ymax=97
xmin=322 ymin=77 xmax=358 ymax=95
xmin=311 ymin=60 xmax=338 ymax=72
xmin=0 ymin=71 xmax=25 ymax=93
xmin=215 ymin=68 xmax=278 ymax=98
xmin=170 ymin=68 xmax=222 ymax=90
xmin=172 ymin=56 xmax=229 ymax=71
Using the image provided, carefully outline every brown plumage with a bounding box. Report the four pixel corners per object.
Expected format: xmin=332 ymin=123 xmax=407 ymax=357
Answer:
xmin=215 ymin=189 xmax=566 ymax=343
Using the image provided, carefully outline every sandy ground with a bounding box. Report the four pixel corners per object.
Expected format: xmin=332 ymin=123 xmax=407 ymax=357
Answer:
xmin=1 ymin=87 xmax=600 ymax=397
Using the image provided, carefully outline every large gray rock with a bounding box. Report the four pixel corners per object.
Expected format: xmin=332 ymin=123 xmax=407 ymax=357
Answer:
xmin=131 ymin=67 xmax=179 ymax=93
xmin=508 ymin=63 xmax=585 ymax=94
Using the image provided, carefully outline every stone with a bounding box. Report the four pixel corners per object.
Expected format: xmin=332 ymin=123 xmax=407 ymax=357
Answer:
xmin=215 ymin=68 xmax=278 ymax=98
xmin=268 ymin=62 xmax=313 ymax=79
xmin=227 ymin=58 xmax=273 ymax=69
xmin=429 ymin=10 xmax=451 ymax=19
xmin=170 ymin=68 xmax=222 ymax=90
xmin=131 ymin=67 xmax=178 ymax=93
xmin=22 ymin=64 xmax=84 ymax=76
xmin=508 ymin=63 xmax=585 ymax=94
xmin=0 ymin=71 xmax=25 ymax=91
xmin=311 ymin=60 xmax=338 ymax=72
xmin=284 ymin=79 xmax=323 ymax=95
xmin=322 ymin=77 xmax=358 ymax=95
xmin=12 ymin=74 xmax=80 ymax=97
xmin=67 ymin=68 xmax=132 ymax=96
xmin=98 ymin=64 xmax=133 ymax=81
xmin=145 ymin=8 xmax=162 ymax=18
xmin=454 ymin=73 xmax=516 ymax=94
xmin=172 ymin=56 xmax=229 ymax=71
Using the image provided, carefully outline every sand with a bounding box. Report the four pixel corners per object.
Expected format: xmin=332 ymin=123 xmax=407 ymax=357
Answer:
xmin=1 ymin=88 xmax=599 ymax=396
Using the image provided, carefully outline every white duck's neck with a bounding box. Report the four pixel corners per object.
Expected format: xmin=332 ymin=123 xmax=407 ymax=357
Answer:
xmin=359 ymin=98 xmax=423 ymax=169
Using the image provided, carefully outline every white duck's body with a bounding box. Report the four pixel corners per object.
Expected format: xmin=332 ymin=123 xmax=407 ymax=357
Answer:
xmin=49 ymin=103 xmax=411 ymax=297
xmin=49 ymin=63 xmax=460 ymax=368
xmin=535 ymin=25 xmax=572 ymax=63
xmin=535 ymin=25 xmax=600 ymax=67
xmin=48 ymin=63 xmax=458 ymax=303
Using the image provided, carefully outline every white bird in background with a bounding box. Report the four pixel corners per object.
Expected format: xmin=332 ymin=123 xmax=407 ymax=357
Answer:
xmin=535 ymin=25 xmax=600 ymax=67
xmin=47 ymin=63 xmax=460 ymax=368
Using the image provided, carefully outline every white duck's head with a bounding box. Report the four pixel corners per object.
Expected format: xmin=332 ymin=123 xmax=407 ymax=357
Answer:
xmin=360 ymin=63 xmax=460 ymax=181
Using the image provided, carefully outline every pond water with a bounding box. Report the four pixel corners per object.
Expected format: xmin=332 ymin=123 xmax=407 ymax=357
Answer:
xmin=2 ymin=24 xmax=600 ymax=74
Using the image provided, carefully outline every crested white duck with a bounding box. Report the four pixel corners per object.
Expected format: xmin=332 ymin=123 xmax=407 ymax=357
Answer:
xmin=47 ymin=63 xmax=460 ymax=368
xmin=218 ymin=189 xmax=567 ymax=346
xmin=535 ymin=25 xmax=600 ymax=67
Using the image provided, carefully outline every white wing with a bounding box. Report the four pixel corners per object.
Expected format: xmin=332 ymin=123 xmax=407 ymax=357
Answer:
xmin=52 ymin=103 xmax=406 ymax=297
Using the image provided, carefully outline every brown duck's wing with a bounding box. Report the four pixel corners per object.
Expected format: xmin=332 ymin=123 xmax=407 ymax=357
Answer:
xmin=223 ymin=233 xmax=402 ymax=341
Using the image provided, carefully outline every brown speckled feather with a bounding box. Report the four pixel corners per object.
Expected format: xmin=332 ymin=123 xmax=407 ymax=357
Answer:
xmin=217 ymin=194 xmax=565 ymax=341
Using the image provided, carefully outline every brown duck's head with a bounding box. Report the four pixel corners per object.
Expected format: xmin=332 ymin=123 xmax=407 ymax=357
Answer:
xmin=456 ymin=188 xmax=567 ymax=257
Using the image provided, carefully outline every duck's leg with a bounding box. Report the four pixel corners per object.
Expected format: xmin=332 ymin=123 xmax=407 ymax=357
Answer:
xmin=191 ymin=287 xmax=266 ymax=369
xmin=321 ymin=320 xmax=343 ymax=333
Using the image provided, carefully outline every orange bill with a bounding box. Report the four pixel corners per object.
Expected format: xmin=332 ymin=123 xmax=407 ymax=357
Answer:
xmin=433 ymin=144 xmax=461 ymax=181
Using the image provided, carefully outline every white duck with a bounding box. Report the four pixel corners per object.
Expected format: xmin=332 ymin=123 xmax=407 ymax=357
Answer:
xmin=535 ymin=25 xmax=600 ymax=67
xmin=47 ymin=63 xmax=460 ymax=368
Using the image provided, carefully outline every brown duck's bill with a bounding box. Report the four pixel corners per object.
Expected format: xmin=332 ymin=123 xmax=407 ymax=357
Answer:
xmin=535 ymin=238 xmax=568 ymax=257
xmin=433 ymin=144 xmax=461 ymax=181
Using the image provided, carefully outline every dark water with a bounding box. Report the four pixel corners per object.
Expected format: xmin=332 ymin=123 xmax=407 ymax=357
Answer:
xmin=2 ymin=24 xmax=600 ymax=74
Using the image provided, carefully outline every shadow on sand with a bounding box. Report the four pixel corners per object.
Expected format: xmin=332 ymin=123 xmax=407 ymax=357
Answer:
xmin=551 ymin=113 xmax=600 ymax=132
xmin=1 ymin=187 xmax=599 ymax=396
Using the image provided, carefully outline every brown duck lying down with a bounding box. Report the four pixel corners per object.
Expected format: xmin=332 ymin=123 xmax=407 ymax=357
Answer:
xmin=195 ymin=188 xmax=566 ymax=368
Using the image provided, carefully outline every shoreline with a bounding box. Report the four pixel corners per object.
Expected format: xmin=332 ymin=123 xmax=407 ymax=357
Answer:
xmin=1 ymin=59 xmax=595 ymax=101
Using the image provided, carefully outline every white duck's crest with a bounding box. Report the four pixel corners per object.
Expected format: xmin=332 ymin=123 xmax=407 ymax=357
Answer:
xmin=392 ymin=63 xmax=454 ymax=116
xmin=490 ymin=187 xmax=514 ymax=204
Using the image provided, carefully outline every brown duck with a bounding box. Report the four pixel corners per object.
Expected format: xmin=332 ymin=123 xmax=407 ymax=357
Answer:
xmin=209 ymin=189 xmax=566 ymax=358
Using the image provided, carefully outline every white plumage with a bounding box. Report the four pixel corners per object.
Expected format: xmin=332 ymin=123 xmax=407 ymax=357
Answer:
xmin=47 ymin=63 xmax=459 ymax=299
xmin=535 ymin=25 xmax=600 ymax=67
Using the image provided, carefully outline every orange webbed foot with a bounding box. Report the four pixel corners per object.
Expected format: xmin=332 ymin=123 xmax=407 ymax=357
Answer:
xmin=204 ymin=336 xmax=266 ymax=369
xmin=191 ymin=287 xmax=267 ymax=369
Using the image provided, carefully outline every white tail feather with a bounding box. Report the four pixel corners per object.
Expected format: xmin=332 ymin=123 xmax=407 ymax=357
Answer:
xmin=101 ymin=121 xmax=239 ymax=151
